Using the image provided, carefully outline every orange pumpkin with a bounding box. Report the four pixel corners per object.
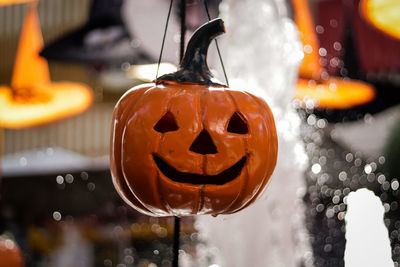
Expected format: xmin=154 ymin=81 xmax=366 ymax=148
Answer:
xmin=110 ymin=19 xmax=278 ymax=217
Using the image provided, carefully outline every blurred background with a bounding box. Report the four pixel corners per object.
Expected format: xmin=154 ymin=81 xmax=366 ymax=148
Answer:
xmin=0 ymin=0 xmax=399 ymax=266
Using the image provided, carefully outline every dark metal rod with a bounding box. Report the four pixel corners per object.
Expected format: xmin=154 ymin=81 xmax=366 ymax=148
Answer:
xmin=172 ymin=216 xmax=181 ymax=267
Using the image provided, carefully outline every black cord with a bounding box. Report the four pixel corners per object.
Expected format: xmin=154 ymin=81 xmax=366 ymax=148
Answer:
xmin=179 ymin=0 xmax=186 ymax=61
xmin=172 ymin=216 xmax=181 ymax=267
xmin=156 ymin=0 xmax=174 ymax=79
xmin=203 ymin=0 xmax=230 ymax=87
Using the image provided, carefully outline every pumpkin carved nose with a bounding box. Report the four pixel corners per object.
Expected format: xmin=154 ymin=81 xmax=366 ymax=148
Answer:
xmin=190 ymin=129 xmax=218 ymax=155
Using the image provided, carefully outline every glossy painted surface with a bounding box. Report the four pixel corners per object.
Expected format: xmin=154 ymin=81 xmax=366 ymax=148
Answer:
xmin=360 ymin=0 xmax=400 ymax=40
xmin=110 ymin=81 xmax=278 ymax=216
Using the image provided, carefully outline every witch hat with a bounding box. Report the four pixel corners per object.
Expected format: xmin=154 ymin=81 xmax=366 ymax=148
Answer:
xmin=0 ymin=2 xmax=92 ymax=129
xmin=309 ymin=0 xmax=400 ymax=122
xmin=289 ymin=0 xmax=378 ymax=123
xmin=40 ymin=0 xmax=154 ymax=65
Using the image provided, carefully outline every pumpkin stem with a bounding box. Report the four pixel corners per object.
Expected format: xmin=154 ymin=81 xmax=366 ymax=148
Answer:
xmin=156 ymin=18 xmax=226 ymax=86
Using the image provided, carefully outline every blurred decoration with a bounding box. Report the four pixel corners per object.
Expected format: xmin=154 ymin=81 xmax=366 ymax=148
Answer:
xmin=0 ymin=236 xmax=24 ymax=267
xmin=317 ymin=0 xmax=400 ymax=74
xmin=0 ymin=2 xmax=93 ymax=129
xmin=313 ymin=0 xmax=400 ymax=122
xmin=295 ymin=77 xmax=374 ymax=109
xmin=360 ymin=0 xmax=400 ymax=41
xmin=0 ymin=0 xmax=35 ymax=6
xmin=40 ymin=0 xmax=154 ymax=66
xmin=291 ymin=0 xmax=375 ymax=111
xmin=292 ymin=0 xmax=322 ymax=80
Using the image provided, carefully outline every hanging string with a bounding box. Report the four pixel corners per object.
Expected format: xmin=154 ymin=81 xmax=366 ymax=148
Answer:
xmin=203 ymin=0 xmax=230 ymax=87
xmin=156 ymin=0 xmax=174 ymax=79
xmin=179 ymin=0 xmax=186 ymax=61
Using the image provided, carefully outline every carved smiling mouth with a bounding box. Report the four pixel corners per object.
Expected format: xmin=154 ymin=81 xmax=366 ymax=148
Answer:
xmin=152 ymin=154 xmax=247 ymax=185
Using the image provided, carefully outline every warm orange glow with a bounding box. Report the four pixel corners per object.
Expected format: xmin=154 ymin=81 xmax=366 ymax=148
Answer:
xmin=295 ymin=78 xmax=375 ymax=109
xmin=0 ymin=0 xmax=36 ymax=6
xmin=291 ymin=0 xmax=375 ymax=109
xmin=0 ymin=2 xmax=93 ymax=129
xmin=0 ymin=83 xmax=92 ymax=129
xmin=291 ymin=0 xmax=323 ymax=80
xmin=360 ymin=0 xmax=400 ymax=40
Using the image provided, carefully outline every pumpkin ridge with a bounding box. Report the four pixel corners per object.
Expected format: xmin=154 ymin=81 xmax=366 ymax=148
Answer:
xmin=121 ymin=87 xmax=177 ymax=214
xmin=235 ymin=93 xmax=267 ymax=212
xmin=202 ymin=155 xmax=207 ymax=176
xmin=155 ymin=170 xmax=170 ymax=214
xmin=224 ymin=89 xmax=239 ymax=110
xmin=110 ymin=86 xmax=154 ymax=215
xmin=200 ymin=87 xmax=209 ymax=128
xmin=196 ymin=185 xmax=205 ymax=214
xmin=200 ymin=87 xmax=211 ymax=176
xmin=218 ymin=92 xmax=252 ymax=214
xmin=155 ymin=87 xmax=190 ymax=213
xmin=234 ymin=93 xmax=278 ymax=212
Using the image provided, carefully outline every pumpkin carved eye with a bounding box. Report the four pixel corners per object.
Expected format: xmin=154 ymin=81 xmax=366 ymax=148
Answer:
xmin=154 ymin=111 xmax=178 ymax=133
xmin=227 ymin=112 xmax=248 ymax=134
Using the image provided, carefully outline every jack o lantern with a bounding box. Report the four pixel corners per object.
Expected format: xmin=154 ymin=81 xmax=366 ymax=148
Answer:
xmin=110 ymin=19 xmax=278 ymax=217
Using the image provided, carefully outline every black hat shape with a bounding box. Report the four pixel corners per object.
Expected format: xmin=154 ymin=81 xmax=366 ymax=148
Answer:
xmin=40 ymin=0 xmax=154 ymax=65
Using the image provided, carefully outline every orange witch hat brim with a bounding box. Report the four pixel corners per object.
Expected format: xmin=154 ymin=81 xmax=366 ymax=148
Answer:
xmin=0 ymin=0 xmax=36 ymax=6
xmin=295 ymin=78 xmax=375 ymax=109
xmin=0 ymin=82 xmax=93 ymax=129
